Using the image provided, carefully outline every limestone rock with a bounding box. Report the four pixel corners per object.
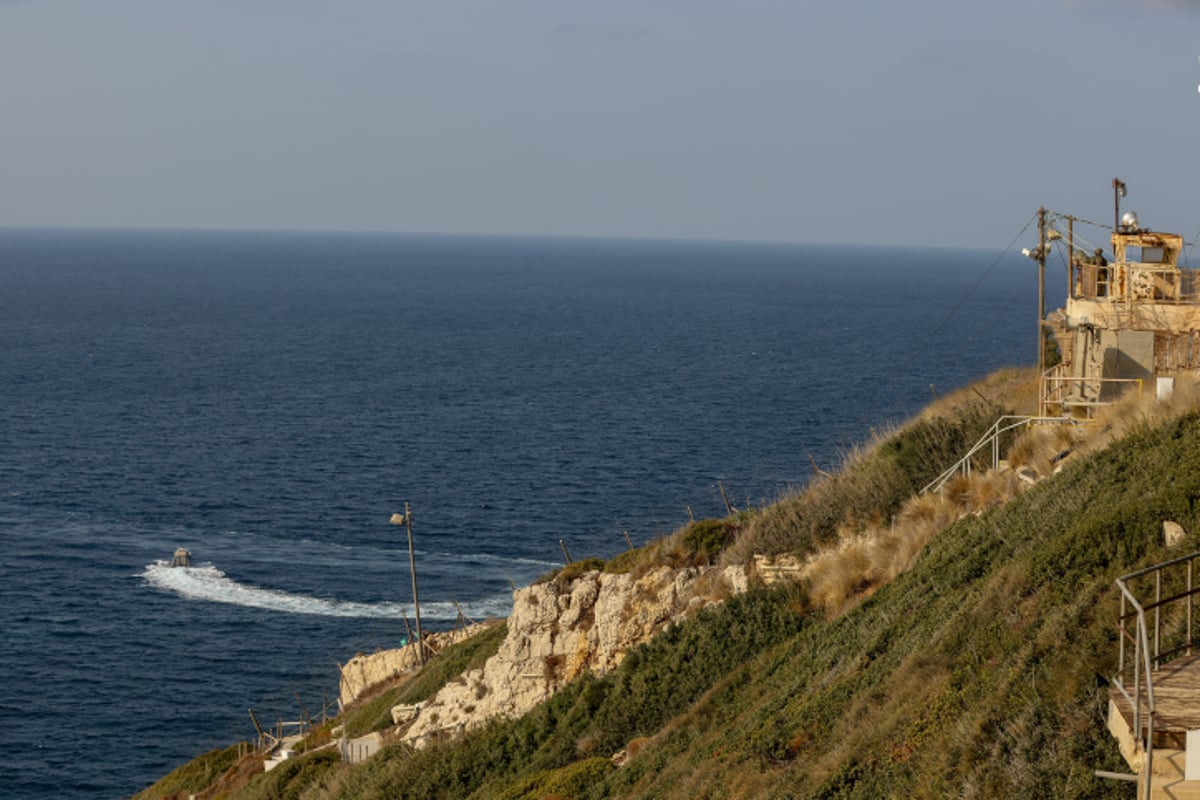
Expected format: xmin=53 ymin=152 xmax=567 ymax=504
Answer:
xmin=398 ymin=562 xmax=749 ymax=747
xmin=752 ymin=554 xmax=804 ymax=585
xmin=339 ymin=623 xmax=490 ymax=707
xmin=1165 ymin=520 xmax=1187 ymax=548
xmin=1016 ymin=466 xmax=1039 ymax=486
xmin=390 ymin=703 xmax=421 ymax=725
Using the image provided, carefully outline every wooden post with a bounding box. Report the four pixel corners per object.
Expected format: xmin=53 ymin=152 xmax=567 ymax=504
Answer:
xmin=294 ymin=692 xmax=313 ymax=727
xmin=399 ymin=608 xmax=415 ymax=648
xmin=248 ymin=708 xmax=265 ymax=750
xmin=717 ymin=482 xmax=736 ymax=515
xmin=559 ymin=539 xmax=573 ymax=564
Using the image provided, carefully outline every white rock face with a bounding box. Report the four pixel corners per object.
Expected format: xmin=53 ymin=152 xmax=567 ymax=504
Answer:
xmin=339 ymin=624 xmax=491 ymax=707
xmin=398 ymin=563 xmax=749 ymax=746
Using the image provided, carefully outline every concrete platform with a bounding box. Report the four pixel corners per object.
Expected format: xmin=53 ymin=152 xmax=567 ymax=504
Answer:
xmin=1109 ymin=653 xmax=1200 ymax=798
xmin=1111 ymin=653 xmax=1200 ymax=751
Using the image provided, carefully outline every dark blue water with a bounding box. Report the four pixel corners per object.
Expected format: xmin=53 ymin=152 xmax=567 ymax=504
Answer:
xmin=0 ymin=229 xmax=1048 ymax=797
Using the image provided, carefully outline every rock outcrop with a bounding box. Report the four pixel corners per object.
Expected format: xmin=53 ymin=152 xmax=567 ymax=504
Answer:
xmin=339 ymin=623 xmax=491 ymax=707
xmin=394 ymin=563 xmax=749 ymax=746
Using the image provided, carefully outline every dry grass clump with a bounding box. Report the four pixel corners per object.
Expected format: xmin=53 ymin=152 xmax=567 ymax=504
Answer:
xmin=1006 ymin=421 xmax=1084 ymax=478
xmin=690 ymin=568 xmax=734 ymax=603
xmin=804 ymin=530 xmax=872 ymax=612
xmin=799 ymin=377 xmax=1200 ymax=617
xmin=1074 ymin=378 xmax=1200 ymax=457
xmin=721 ymin=432 xmax=910 ymax=566
xmin=965 ymin=469 xmax=1017 ymax=512
xmin=802 ymin=468 xmax=1025 ymax=615
xmin=918 ymin=367 xmax=1039 ymax=420
xmin=726 ymin=371 xmax=1038 ymax=567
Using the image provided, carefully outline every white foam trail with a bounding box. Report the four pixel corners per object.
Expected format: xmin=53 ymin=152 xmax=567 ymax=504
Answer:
xmin=142 ymin=562 xmax=513 ymax=619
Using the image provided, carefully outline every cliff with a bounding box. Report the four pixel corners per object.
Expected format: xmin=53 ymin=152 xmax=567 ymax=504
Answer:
xmin=339 ymin=624 xmax=492 ymax=708
xmin=404 ymin=563 xmax=749 ymax=744
xmin=140 ymin=369 xmax=1200 ymax=800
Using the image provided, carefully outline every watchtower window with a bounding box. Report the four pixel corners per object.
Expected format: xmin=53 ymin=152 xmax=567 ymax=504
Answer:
xmin=1137 ymin=246 xmax=1166 ymax=263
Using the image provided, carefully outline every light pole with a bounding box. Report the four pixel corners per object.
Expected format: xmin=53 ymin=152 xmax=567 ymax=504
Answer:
xmin=1037 ymin=207 xmax=1046 ymax=374
xmin=1113 ymin=178 xmax=1127 ymax=232
xmin=390 ymin=502 xmax=425 ymax=665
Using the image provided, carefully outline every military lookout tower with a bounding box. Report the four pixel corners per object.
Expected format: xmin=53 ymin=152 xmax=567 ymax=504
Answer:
xmin=1040 ymin=181 xmax=1200 ymax=416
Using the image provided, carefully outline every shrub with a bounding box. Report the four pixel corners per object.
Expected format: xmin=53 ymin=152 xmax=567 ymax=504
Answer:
xmin=681 ymin=518 xmax=737 ymax=562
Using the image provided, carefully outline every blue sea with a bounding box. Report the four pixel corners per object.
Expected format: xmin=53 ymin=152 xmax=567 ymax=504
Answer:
xmin=0 ymin=229 xmax=1050 ymax=798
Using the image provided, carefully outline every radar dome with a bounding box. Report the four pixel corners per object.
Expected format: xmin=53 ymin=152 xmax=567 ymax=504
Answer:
xmin=1121 ymin=210 xmax=1140 ymax=230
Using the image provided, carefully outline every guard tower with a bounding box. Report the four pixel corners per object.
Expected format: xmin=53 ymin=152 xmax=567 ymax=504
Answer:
xmin=1041 ymin=192 xmax=1200 ymax=416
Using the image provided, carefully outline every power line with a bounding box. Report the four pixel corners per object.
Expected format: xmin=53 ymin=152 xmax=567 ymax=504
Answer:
xmin=927 ymin=212 xmax=1037 ymax=339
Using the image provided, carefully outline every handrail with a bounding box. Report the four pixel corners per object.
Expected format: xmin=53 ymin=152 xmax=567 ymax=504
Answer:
xmin=1041 ymin=366 xmax=1143 ymax=418
xmin=1111 ymin=551 xmax=1200 ymax=795
xmin=1115 ymin=577 xmax=1158 ymax=798
xmin=920 ymin=415 xmax=1075 ymax=495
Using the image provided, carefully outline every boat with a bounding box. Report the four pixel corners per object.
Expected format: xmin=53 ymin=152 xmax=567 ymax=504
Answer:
xmin=169 ymin=548 xmax=192 ymax=568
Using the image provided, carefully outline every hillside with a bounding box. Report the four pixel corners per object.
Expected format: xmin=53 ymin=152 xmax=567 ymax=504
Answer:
xmin=138 ymin=368 xmax=1200 ymax=799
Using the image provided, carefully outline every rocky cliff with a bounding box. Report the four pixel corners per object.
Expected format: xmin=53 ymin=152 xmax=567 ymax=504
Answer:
xmin=339 ymin=624 xmax=493 ymax=708
xmin=338 ymin=562 xmax=751 ymax=747
xmin=400 ymin=562 xmax=749 ymax=745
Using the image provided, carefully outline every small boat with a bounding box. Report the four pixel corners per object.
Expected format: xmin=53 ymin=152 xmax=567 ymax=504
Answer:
xmin=169 ymin=548 xmax=192 ymax=568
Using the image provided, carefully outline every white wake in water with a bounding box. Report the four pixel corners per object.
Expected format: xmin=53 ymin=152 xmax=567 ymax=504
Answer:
xmin=142 ymin=562 xmax=513 ymax=619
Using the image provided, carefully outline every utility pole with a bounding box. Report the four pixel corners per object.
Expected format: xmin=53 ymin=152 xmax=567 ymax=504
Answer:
xmin=1037 ymin=206 xmax=1047 ymax=374
xmin=404 ymin=502 xmax=424 ymax=665
xmin=391 ymin=503 xmax=425 ymax=665
xmin=1067 ymin=214 xmax=1074 ymax=300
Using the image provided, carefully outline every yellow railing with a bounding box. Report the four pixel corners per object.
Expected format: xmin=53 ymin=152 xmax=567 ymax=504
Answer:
xmin=1040 ymin=364 xmax=1142 ymax=418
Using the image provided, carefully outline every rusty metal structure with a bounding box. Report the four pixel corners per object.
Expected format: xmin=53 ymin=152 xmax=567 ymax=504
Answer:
xmin=1039 ymin=182 xmax=1200 ymax=417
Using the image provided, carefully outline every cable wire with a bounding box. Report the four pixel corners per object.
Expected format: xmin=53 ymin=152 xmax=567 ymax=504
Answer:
xmin=927 ymin=212 xmax=1037 ymax=339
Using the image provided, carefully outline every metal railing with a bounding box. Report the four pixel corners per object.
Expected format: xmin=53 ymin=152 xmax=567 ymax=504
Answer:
xmin=1112 ymin=551 xmax=1200 ymax=797
xmin=1071 ymin=262 xmax=1200 ymax=304
xmin=920 ymin=415 xmax=1075 ymax=495
xmin=1040 ymin=364 xmax=1143 ymax=418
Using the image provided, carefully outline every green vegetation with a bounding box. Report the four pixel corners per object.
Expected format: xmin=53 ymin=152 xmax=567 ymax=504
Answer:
xmin=537 ymin=558 xmax=607 ymax=589
xmin=143 ymin=367 xmax=1200 ymax=799
xmin=133 ymin=743 xmax=245 ymax=799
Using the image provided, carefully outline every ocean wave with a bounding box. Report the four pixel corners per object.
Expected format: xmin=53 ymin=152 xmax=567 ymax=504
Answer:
xmin=141 ymin=562 xmax=513 ymax=619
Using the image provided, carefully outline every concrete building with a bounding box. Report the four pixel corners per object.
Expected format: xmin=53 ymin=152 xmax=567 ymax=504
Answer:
xmin=1043 ymin=207 xmax=1198 ymax=416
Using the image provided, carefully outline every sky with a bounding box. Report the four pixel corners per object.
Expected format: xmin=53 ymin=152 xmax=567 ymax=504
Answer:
xmin=0 ymin=0 xmax=1197 ymax=248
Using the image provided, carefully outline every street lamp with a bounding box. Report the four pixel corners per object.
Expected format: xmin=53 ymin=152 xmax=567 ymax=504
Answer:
xmin=390 ymin=502 xmax=425 ymax=665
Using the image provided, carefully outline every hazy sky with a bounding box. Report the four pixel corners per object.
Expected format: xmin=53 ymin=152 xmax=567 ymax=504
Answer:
xmin=1 ymin=0 xmax=1197 ymax=247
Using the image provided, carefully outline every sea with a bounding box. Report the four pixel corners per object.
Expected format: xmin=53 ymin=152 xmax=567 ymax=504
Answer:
xmin=0 ymin=228 xmax=1054 ymax=798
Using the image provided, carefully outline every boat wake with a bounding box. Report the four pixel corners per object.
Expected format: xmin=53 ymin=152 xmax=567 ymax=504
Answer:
xmin=141 ymin=562 xmax=513 ymax=619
